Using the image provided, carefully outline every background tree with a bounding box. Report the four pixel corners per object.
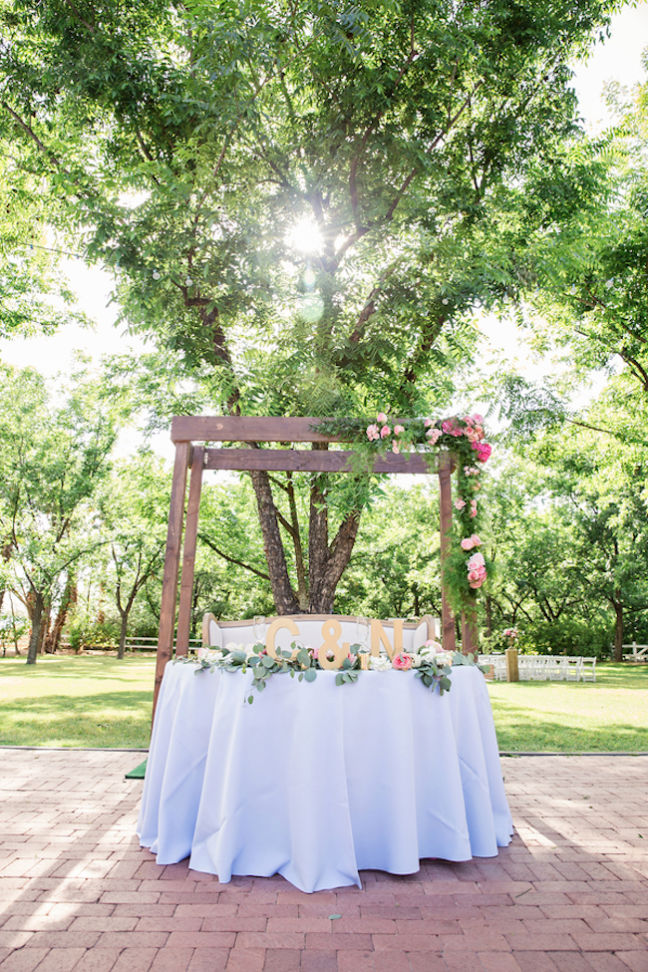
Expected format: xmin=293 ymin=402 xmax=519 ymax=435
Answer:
xmin=0 ymin=0 xmax=622 ymax=612
xmin=0 ymin=365 xmax=117 ymax=663
xmin=0 ymin=132 xmax=83 ymax=338
xmin=97 ymin=454 xmax=169 ymax=658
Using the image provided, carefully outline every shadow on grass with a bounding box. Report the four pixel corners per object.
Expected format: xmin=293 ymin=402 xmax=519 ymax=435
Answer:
xmin=0 ymin=654 xmax=155 ymax=685
xmin=0 ymin=690 xmax=152 ymax=748
xmin=491 ymin=696 xmax=648 ymax=752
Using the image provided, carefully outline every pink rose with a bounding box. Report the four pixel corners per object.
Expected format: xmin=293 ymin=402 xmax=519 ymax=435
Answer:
xmin=467 ymin=552 xmax=485 ymax=570
xmin=460 ymin=537 xmax=474 ymax=551
xmin=366 ymin=423 xmax=380 ymax=441
xmin=392 ymin=441 xmax=400 ymax=454
xmin=471 ymin=413 xmax=484 ymax=425
xmin=470 ymin=499 xmax=478 ymax=518
xmin=470 ymin=534 xmax=481 ymax=546
xmin=392 ymin=653 xmax=413 ymax=671
xmin=376 ymin=412 xmax=388 ymax=424
xmin=393 ymin=424 xmax=404 ymax=436
xmin=454 ymin=499 xmax=466 ymax=510
xmin=426 ymin=428 xmax=441 ymax=444
xmin=380 ymin=425 xmax=391 ymax=438
xmin=424 ymin=417 xmax=433 ymax=427
xmin=441 ymin=420 xmax=453 ymax=434
xmin=468 ymin=562 xmax=487 ymax=589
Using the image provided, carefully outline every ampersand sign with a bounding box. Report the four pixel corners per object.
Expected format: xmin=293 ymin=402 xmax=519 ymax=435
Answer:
xmin=317 ymin=619 xmax=349 ymax=669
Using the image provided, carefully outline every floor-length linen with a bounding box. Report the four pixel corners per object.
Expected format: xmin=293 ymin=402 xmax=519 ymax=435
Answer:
xmin=138 ymin=663 xmax=512 ymax=892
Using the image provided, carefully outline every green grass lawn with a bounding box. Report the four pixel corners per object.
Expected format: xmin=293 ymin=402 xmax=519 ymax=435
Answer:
xmin=488 ymin=662 xmax=648 ymax=752
xmin=0 ymin=654 xmax=646 ymax=751
xmin=0 ymin=653 xmax=156 ymax=748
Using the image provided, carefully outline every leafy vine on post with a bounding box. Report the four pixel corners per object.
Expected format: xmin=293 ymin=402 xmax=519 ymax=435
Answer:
xmin=315 ymin=412 xmax=492 ymax=651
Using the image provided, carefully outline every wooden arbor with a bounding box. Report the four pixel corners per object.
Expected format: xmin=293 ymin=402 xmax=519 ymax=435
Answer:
xmin=153 ymin=416 xmax=476 ymax=713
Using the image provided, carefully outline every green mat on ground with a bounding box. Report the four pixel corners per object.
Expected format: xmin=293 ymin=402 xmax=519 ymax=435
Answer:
xmin=125 ymin=759 xmax=147 ymax=779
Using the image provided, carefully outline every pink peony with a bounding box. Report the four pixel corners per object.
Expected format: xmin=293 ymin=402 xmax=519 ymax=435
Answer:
xmin=426 ymin=428 xmax=441 ymax=444
xmin=472 ymin=441 xmax=492 ymax=463
xmin=366 ymin=423 xmax=380 ymax=441
xmin=376 ymin=412 xmax=388 ymax=424
xmin=454 ymin=499 xmax=466 ymax=510
xmin=393 ymin=424 xmax=405 ymax=436
xmin=392 ymin=652 xmax=413 ymax=671
xmin=380 ymin=425 xmax=391 ymax=438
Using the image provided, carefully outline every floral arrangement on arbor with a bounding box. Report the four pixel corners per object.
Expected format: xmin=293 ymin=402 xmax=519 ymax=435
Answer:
xmin=314 ymin=412 xmax=492 ymax=609
xmin=183 ymin=638 xmax=485 ymax=702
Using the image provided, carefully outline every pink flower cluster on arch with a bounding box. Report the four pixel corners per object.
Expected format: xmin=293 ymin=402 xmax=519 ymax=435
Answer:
xmin=365 ymin=409 xmax=492 ymax=598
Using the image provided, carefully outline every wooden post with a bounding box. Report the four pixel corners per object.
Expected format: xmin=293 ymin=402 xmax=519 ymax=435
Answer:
xmin=438 ymin=451 xmax=456 ymax=652
xmin=461 ymin=606 xmax=479 ymax=656
xmin=153 ymin=441 xmax=191 ymax=720
xmin=176 ymin=446 xmax=205 ymax=657
xmin=505 ymin=647 xmax=519 ymax=682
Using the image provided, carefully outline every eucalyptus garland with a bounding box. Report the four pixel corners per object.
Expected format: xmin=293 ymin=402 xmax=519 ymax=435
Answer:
xmin=178 ymin=641 xmax=487 ymax=703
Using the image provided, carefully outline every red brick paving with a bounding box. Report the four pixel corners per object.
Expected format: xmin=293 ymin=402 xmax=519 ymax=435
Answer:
xmin=0 ymin=751 xmax=646 ymax=970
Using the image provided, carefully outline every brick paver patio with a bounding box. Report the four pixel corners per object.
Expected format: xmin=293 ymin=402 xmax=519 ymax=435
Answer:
xmin=0 ymin=749 xmax=646 ymax=971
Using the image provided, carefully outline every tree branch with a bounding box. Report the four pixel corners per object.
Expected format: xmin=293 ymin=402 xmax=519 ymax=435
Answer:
xmin=62 ymin=0 xmax=95 ymax=32
xmin=198 ymin=532 xmax=270 ymax=581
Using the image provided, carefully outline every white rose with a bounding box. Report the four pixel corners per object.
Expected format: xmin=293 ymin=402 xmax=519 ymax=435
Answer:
xmin=434 ymin=652 xmax=453 ymax=667
xmin=369 ymin=655 xmax=392 ymax=671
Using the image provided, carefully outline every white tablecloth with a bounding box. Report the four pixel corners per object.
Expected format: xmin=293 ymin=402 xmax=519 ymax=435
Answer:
xmin=138 ymin=662 xmax=513 ymax=892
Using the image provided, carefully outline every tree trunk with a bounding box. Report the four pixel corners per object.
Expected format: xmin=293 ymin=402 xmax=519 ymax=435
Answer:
xmin=412 ymin=584 xmax=420 ymax=617
xmin=613 ymin=595 xmax=624 ymax=662
xmin=44 ymin=576 xmax=76 ymax=654
xmin=38 ymin=602 xmax=50 ymax=655
xmin=485 ymin=594 xmax=493 ymax=637
xmin=309 ymin=510 xmax=361 ymax=613
xmin=26 ymin=591 xmax=45 ymax=665
xmin=117 ymin=610 xmax=128 ymax=660
xmin=249 ymin=469 xmax=300 ymax=614
xmin=249 ymin=451 xmax=362 ymax=616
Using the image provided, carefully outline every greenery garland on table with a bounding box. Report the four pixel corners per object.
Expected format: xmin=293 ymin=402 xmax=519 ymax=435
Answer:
xmin=313 ymin=413 xmax=491 ymax=613
xmin=177 ymin=641 xmax=487 ymax=704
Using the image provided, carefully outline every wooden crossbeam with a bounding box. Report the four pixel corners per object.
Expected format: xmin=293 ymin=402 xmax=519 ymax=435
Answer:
xmin=203 ymin=447 xmax=432 ymax=474
xmin=172 ymin=415 xmax=336 ymax=443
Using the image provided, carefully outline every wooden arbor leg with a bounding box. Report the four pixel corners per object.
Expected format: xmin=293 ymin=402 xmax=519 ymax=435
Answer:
xmin=438 ymin=451 xmax=456 ymax=652
xmin=176 ymin=446 xmax=205 ymax=656
xmin=153 ymin=441 xmax=191 ymax=720
xmin=461 ymin=607 xmax=479 ymax=656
